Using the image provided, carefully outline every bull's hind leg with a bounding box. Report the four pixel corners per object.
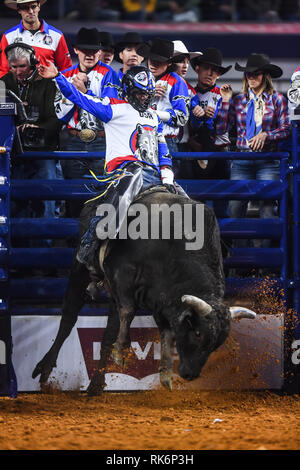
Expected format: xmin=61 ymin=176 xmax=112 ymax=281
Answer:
xmin=32 ymin=258 xmax=90 ymax=384
xmin=87 ymin=299 xmax=120 ymax=396
xmin=111 ymin=304 xmax=136 ymax=368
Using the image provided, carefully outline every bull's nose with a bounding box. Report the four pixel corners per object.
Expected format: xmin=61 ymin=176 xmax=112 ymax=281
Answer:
xmin=178 ymin=365 xmax=198 ymax=381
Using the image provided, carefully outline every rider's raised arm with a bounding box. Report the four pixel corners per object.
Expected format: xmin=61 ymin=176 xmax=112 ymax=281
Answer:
xmin=55 ymin=73 xmax=113 ymax=123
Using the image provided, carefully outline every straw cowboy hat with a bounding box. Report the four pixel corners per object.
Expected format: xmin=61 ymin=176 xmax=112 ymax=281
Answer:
xmin=172 ymin=40 xmax=202 ymax=61
xmin=191 ymin=47 xmax=232 ymax=75
xmin=5 ymin=0 xmax=47 ymax=9
xmin=235 ymin=53 xmax=283 ymax=78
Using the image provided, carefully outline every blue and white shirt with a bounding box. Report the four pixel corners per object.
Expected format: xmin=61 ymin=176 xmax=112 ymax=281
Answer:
xmin=55 ymin=73 xmax=172 ymax=173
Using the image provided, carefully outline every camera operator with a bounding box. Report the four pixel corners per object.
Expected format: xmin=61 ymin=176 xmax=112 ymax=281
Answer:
xmin=0 ymin=42 xmax=61 ymax=219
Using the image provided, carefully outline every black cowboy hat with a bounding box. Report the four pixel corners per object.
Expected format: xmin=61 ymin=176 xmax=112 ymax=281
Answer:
xmin=115 ymin=32 xmax=148 ymax=63
xmin=99 ymin=32 xmax=115 ymax=51
xmin=141 ymin=38 xmax=174 ymax=63
xmin=235 ymin=53 xmax=283 ymax=78
xmin=190 ymin=47 xmax=232 ymax=75
xmin=72 ymin=28 xmax=101 ymax=51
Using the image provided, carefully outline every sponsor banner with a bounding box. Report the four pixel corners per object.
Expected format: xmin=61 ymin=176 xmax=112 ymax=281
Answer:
xmin=11 ymin=314 xmax=284 ymax=392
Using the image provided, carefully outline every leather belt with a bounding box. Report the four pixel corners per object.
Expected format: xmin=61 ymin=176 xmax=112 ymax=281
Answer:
xmin=68 ymin=128 xmax=105 ymax=140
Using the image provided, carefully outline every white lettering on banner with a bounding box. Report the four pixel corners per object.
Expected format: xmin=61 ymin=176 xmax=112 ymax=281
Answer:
xmin=131 ymin=342 xmax=152 ymax=360
xmin=291 ymin=340 xmax=300 ymax=365
xmin=93 ymin=342 xmax=101 ymax=361
xmin=92 ymin=340 xmax=162 ymax=361
xmin=153 ymin=341 xmax=161 ymax=360
xmin=0 ymin=340 xmax=6 ymax=365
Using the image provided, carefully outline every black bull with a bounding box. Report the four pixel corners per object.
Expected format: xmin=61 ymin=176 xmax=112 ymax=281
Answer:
xmin=32 ymin=189 xmax=255 ymax=395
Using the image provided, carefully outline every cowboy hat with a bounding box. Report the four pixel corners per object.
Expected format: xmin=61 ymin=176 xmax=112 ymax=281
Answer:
xmin=5 ymin=0 xmax=47 ymax=9
xmin=172 ymin=40 xmax=202 ymax=61
xmin=72 ymin=28 xmax=101 ymax=51
xmin=235 ymin=53 xmax=283 ymax=78
xmin=144 ymin=38 xmax=174 ymax=63
xmin=99 ymin=32 xmax=115 ymax=51
xmin=190 ymin=47 xmax=232 ymax=75
xmin=115 ymin=32 xmax=148 ymax=63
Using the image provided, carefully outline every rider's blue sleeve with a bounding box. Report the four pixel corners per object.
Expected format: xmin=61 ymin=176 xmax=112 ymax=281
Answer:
xmin=55 ymin=73 xmax=113 ymax=122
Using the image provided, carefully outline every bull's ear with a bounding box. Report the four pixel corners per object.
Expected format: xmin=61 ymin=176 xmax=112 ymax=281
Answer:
xmin=181 ymin=295 xmax=212 ymax=317
xmin=229 ymin=306 xmax=256 ymax=319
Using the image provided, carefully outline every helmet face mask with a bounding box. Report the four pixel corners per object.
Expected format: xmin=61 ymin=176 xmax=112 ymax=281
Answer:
xmin=122 ymin=66 xmax=155 ymax=112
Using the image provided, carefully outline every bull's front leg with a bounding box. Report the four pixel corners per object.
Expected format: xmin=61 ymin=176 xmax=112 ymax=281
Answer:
xmin=111 ymin=305 xmax=135 ymax=369
xmin=32 ymin=258 xmax=90 ymax=384
xmin=158 ymin=328 xmax=175 ymax=391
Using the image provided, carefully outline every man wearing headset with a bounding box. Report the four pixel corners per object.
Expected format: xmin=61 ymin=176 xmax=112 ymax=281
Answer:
xmin=0 ymin=42 xmax=61 ymax=219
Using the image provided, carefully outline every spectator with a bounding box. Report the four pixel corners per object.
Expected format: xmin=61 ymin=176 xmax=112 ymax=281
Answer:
xmin=115 ymin=32 xmax=149 ymax=83
xmin=279 ymin=0 xmax=299 ymax=21
xmin=65 ymin=0 xmax=121 ymax=21
xmin=216 ymin=53 xmax=290 ymax=246
xmin=181 ymin=47 xmax=232 ymax=219
xmin=55 ymin=28 xmax=120 ymax=219
xmin=0 ymin=0 xmax=72 ymax=78
xmin=121 ymin=0 xmax=157 ymax=21
xmin=201 ymin=0 xmax=233 ymax=21
xmin=172 ymin=40 xmax=202 ymax=152
xmin=237 ymin=0 xmax=281 ymax=22
xmin=288 ymin=65 xmax=300 ymax=117
xmin=145 ymin=38 xmax=190 ymax=176
xmin=1 ymin=42 xmax=61 ymax=220
xmin=155 ymin=0 xmax=200 ymax=22
xmin=99 ymin=32 xmax=115 ymax=66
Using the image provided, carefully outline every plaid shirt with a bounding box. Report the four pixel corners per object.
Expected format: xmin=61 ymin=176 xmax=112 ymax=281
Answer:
xmin=216 ymin=91 xmax=290 ymax=150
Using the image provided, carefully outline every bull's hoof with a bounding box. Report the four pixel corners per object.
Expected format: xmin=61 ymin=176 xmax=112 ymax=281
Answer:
xmin=86 ymin=371 xmax=106 ymax=397
xmin=159 ymin=369 xmax=173 ymax=391
xmin=32 ymin=357 xmax=56 ymax=383
xmin=111 ymin=344 xmax=132 ymax=369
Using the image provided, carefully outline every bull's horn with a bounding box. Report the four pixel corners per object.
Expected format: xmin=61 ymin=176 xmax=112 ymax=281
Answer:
xmin=229 ymin=306 xmax=256 ymax=319
xmin=181 ymin=295 xmax=212 ymax=316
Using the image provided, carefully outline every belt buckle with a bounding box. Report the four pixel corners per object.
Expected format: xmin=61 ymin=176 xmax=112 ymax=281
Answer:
xmin=79 ymin=129 xmax=96 ymax=142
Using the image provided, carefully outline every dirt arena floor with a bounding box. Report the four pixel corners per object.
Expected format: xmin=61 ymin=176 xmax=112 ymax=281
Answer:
xmin=0 ymin=388 xmax=300 ymax=451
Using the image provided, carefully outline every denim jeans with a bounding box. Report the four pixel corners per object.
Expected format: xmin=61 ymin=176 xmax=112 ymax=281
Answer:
xmin=165 ymin=136 xmax=181 ymax=179
xmin=229 ymin=158 xmax=280 ymax=249
xmin=11 ymin=159 xmax=57 ymax=219
xmin=60 ymin=133 xmax=106 ymax=218
xmin=229 ymin=159 xmax=280 ymax=219
xmin=141 ymin=166 xmax=187 ymax=197
xmin=61 ymin=134 xmax=106 ymax=179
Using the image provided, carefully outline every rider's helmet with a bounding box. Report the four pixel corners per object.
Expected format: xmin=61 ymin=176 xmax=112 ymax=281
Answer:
xmin=122 ymin=66 xmax=155 ymax=112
